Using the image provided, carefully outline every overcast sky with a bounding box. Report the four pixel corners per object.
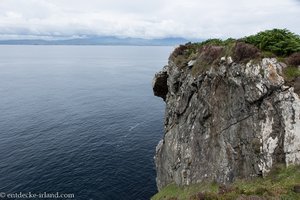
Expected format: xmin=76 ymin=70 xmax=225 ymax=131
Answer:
xmin=0 ymin=0 xmax=299 ymax=40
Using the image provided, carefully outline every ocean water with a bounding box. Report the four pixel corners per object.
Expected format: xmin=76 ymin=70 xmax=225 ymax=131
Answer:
xmin=0 ymin=45 xmax=173 ymax=200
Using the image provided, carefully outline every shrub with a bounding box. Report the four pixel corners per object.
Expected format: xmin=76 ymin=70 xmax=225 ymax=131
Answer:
xmin=199 ymin=45 xmax=224 ymax=64
xmin=198 ymin=38 xmax=236 ymax=47
xmin=287 ymin=52 xmax=300 ymax=66
xmin=172 ymin=45 xmax=188 ymax=57
xmin=172 ymin=43 xmax=199 ymax=58
xmin=243 ymin=29 xmax=300 ymax=56
xmin=190 ymin=45 xmax=224 ymax=76
xmin=233 ymin=42 xmax=260 ymax=62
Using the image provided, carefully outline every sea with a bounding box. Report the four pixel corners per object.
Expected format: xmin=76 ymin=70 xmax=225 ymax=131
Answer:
xmin=0 ymin=45 xmax=173 ymax=200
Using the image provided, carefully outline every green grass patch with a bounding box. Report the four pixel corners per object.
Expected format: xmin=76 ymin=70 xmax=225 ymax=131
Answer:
xmin=151 ymin=182 xmax=219 ymax=200
xmin=283 ymin=66 xmax=300 ymax=81
xmin=151 ymin=165 xmax=300 ymax=200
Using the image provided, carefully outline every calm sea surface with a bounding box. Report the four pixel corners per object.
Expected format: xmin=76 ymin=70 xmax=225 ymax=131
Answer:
xmin=0 ymin=45 xmax=173 ymax=200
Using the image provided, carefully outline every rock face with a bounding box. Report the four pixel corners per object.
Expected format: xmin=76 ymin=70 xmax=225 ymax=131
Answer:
xmin=153 ymin=46 xmax=300 ymax=190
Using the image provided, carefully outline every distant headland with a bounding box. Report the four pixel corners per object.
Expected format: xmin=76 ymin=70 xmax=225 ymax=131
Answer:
xmin=0 ymin=36 xmax=196 ymax=46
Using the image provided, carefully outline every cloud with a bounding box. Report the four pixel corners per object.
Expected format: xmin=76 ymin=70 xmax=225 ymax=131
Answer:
xmin=0 ymin=0 xmax=299 ymax=40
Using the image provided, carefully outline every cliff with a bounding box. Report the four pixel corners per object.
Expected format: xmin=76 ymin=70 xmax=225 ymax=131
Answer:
xmin=152 ymin=29 xmax=300 ymax=192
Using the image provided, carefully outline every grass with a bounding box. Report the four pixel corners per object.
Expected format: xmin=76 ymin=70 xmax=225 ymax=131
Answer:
xmin=151 ymin=165 xmax=300 ymax=200
xmin=283 ymin=66 xmax=300 ymax=81
xmin=151 ymin=182 xmax=219 ymax=200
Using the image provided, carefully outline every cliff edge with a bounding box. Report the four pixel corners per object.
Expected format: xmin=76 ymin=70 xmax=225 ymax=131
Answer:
xmin=153 ymin=29 xmax=300 ymax=191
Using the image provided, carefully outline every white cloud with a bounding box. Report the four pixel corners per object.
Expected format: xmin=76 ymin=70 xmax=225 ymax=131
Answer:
xmin=0 ymin=0 xmax=299 ymax=39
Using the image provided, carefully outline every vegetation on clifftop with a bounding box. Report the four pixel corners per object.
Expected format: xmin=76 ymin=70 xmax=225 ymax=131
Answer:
xmin=170 ymin=29 xmax=300 ymax=89
xmin=152 ymin=165 xmax=300 ymax=200
xmin=172 ymin=29 xmax=300 ymax=65
xmin=194 ymin=28 xmax=300 ymax=57
xmin=243 ymin=29 xmax=300 ymax=56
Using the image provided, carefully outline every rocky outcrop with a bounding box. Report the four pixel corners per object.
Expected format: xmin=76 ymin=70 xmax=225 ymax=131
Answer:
xmin=153 ymin=44 xmax=300 ymax=190
xmin=152 ymin=68 xmax=168 ymax=101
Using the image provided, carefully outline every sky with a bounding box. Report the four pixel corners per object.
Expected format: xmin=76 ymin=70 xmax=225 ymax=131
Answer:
xmin=0 ymin=0 xmax=300 ymax=40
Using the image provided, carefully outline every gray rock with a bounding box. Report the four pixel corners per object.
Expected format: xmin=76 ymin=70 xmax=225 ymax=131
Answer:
xmin=293 ymin=185 xmax=300 ymax=193
xmin=153 ymin=55 xmax=300 ymax=190
xmin=188 ymin=60 xmax=196 ymax=68
xmin=153 ymin=66 xmax=168 ymax=101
